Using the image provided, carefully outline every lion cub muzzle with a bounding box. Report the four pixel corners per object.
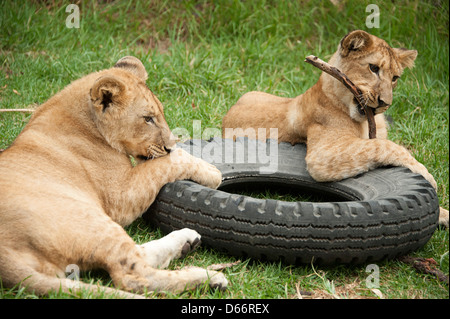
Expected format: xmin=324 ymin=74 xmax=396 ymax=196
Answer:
xmin=144 ymin=143 xmax=173 ymax=160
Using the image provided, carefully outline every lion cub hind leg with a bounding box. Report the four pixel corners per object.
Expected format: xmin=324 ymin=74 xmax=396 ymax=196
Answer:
xmin=137 ymin=228 xmax=202 ymax=269
xmin=103 ymin=230 xmax=227 ymax=294
xmin=110 ymin=252 xmax=228 ymax=294
xmin=132 ymin=229 xmax=228 ymax=293
xmin=145 ymin=267 xmax=228 ymax=294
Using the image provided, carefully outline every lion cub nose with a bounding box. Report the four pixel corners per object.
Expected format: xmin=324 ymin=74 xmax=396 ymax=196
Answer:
xmin=377 ymin=96 xmax=389 ymax=108
xmin=164 ymin=145 xmax=174 ymax=154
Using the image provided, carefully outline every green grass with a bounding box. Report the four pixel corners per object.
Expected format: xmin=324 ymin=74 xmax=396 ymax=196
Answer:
xmin=0 ymin=0 xmax=448 ymax=299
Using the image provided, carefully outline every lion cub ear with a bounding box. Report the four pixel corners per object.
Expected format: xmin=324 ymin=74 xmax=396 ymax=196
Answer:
xmin=393 ymin=48 xmax=418 ymax=69
xmin=339 ymin=30 xmax=373 ymax=57
xmin=114 ymin=56 xmax=148 ymax=81
xmin=90 ymin=76 xmax=126 ymax=113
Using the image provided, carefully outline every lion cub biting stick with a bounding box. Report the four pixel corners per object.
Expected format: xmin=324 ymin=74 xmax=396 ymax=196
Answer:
xmin=0 ymin=56 xmax=227 ymax=297
xmin=222 ymin=30 xmax=448 ymax=227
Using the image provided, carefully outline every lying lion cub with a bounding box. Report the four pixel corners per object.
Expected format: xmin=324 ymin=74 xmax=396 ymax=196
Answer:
xmin=222 ymin=30 xmax=448 ymax=227
xmin=0 ymin=56 xmax=227 ymax=298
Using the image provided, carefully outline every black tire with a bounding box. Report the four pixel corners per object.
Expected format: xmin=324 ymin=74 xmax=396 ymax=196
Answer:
xmin=143 ymin=138 xmax=439 ymax=265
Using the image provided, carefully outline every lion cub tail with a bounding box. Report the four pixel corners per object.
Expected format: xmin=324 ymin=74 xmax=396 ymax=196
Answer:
xmin=24 ymin=273 xmax=141 ymax=299
xmin=0 ymin=253 xmax=141 ymax=298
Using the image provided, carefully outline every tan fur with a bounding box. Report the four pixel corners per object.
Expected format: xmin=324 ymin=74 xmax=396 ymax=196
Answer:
xmin=0 ymin=56 xmax=227 ymax=297
xmin=222 ymin=30 xmax=448 ymax=227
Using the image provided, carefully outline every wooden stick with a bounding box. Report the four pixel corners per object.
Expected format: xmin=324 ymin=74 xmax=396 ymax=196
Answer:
xmin=399 ymin=256 xmax=449 ymax=284
xmin=0 ymin=108 xmax=35 ymax=113
xmin=304 ymin=55 xmax=376 ymax=139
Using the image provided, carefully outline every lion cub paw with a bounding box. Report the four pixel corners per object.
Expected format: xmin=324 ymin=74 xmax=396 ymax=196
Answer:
xmin=195 ymin=161 xmax=222 ymax=189
xmin=208 ymin=271 xmax=228 ymax=291
xmin=168 ymin=228 xmax=202 ymax=259
xmin=424 ymin=172 xmax=437 ymax=190
xmin=409 ymin=162 xmax=437 ymax=190
xmin=439 ymin=207 xmax=449 ymax=228
xmin=169 ymin=148 xmax=222 ymax=189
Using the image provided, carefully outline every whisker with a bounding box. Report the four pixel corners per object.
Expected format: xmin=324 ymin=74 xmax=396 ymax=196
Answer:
xmin=359 ymin=90 xmax=376 ymax=107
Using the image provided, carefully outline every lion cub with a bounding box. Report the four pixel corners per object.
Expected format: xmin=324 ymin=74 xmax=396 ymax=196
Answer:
xmin=222 ymin=30 xmax=448 ymax=227
xmin=0 ymin=56 xmax=227 ymax=297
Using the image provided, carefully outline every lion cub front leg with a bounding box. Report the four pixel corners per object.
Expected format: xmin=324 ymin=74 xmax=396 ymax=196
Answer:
xmin=140 ymin=148 xmax=222 ymax=192
xmin=306 ymin=127 xmax=437 ymax=189
xmin=113 ymin=148 xmax=222 ymax=226
xmin=137 ymin=228 xmax=202 ymax=269
xmin=167 ymin=148 xmax=222 ymax=189
xmin=306 ymin=127 xmax=449 ymax=227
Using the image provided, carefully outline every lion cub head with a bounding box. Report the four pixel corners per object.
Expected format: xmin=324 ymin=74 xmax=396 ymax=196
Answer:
xmin=326 ymin=30 xmax=417 ymax=121
xmin=90 ymin=56 xmax=176 ymax=162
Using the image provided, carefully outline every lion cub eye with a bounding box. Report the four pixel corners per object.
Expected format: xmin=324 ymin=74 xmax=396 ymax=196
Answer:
xmin=369 ymin=64 xmax=380 ymax=74
xmin=392 ymin=76 xmax=400 ymax=82
xmin=144 ymin=116 xmax=155 ymax=124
